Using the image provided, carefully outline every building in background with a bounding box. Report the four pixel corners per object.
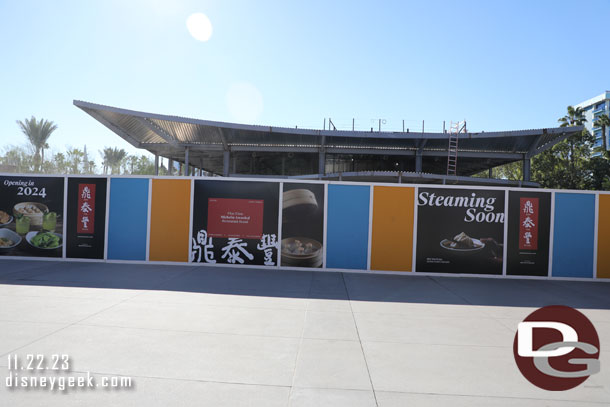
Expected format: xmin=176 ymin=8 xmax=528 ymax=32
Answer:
xmin=74 ymin=100 xmax=584 ymax=187
xmin=575 ymin=91 xmax=610 ymax=154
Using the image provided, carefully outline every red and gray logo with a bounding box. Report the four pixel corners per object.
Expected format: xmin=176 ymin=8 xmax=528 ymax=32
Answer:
xmin=513 ymin=305 xmax=600 ymax=391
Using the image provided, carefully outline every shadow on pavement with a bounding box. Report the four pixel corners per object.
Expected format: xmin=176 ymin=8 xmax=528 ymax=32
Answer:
xmin=0 ymin=259 xmax=609 ymax=309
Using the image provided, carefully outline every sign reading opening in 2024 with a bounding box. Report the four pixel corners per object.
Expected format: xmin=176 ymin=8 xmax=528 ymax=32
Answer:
xmin=415 ymin=188 xmax=505 ymax=275
xmin=0 ymin=176 xmax=64 ymax=258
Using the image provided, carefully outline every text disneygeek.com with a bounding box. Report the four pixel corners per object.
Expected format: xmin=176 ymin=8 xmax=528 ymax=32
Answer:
xmin=4 ymin=354 xmax=133 ymax=392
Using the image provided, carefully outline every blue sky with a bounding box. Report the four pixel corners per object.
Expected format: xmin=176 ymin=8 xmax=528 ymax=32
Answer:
xmin=0 ymin=0 xmax=608 ymax=163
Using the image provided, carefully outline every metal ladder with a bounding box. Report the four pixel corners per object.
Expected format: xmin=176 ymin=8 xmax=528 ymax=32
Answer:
xmin=447 ymin=121 xmax=466 ymax=176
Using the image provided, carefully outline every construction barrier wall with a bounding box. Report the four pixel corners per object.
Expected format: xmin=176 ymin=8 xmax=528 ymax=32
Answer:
xmin=0 ymin=173 xmax=608 ymax=280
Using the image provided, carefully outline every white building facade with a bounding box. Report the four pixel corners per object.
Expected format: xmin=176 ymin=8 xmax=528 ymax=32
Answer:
xmin=575 ymin=91 xmax=610 ymax=152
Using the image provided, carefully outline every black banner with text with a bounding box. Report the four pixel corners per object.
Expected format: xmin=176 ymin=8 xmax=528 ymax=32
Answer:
xmin=0 ymin=175 xmax=64 ymax=257
xmin=506 ymin=191 xmax=551 ymax=276
xmin=416 ymin=187 xmax=505 ymax=275
xmin=66 ymin=177 xmax=107 ymax=259
xmin=191 ymin=180 xmax=280 ymax=266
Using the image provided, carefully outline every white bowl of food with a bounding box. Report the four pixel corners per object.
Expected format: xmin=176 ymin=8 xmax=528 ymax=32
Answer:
xmin=440 ymin=232 xmax=485 ymax=254
xmin=26 ymin=231 xmax=62 ymax=250
xmin=13 ymin=202 xmax=48 ymax=226
xmin=0 ymin=228 xmax=22 ymax=250
xmin=0 ymin=210 xmax=12 ymax=227
xmin=281 ymin=237 xmax=323 ymax=267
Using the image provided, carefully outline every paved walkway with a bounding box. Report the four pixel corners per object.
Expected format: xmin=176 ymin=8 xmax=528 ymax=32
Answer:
xmin=0 ymin=260 xmax=608 ymax=406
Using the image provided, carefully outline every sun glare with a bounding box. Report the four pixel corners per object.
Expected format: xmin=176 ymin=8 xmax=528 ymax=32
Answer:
xmin=186 ymin=13 xmax=213 ymax=42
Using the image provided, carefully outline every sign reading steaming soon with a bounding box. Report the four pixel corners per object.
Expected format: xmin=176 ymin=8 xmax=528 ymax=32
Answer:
xmin=415 ymin=188 xmax=505 ymax=275
xmin=417 ymin=191 xmax=505 ymax=223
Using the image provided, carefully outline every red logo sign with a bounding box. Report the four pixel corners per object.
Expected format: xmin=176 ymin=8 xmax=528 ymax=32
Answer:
xmin=207 ymin=198 xmax=264 ymax=239
xmin=513 ymin=305 xmax=600 ymax=391
xmin=77 ymin=184 xmax=95 ymax=234
xmin=519 ymin=197 xmax=538 ymax=250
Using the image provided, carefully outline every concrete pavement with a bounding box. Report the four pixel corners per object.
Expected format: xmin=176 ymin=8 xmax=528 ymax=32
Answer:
xmin=0 ymin=259 xmax=609 ymax=406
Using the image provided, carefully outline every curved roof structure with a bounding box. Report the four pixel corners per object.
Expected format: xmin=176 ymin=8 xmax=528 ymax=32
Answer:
xmin=74 ymin=100 xmax=584 ymax=186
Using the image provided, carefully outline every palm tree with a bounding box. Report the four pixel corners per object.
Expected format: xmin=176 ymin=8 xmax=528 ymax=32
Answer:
xmin=101 ymin=147 xmax=127 ymax=174
xmin=558 ymin=105 xmax=586 ymax=127
xmin=16 ymin=116 xmax=57 ymax=172
xmin=1 ymin=147 xmax=31 ymax=173
xmin=557 ymin=106 xmax=589 ymax=189
xmin=83 ymin=145 xmax=91 ymax=173
xmin=100 ymin=148 xmax=110 ymax=174
xmin=66 ymin=148 xmax=84 ymax=174
xmin=127 ymin=155 xmax=139 ymax=174
xmin=53 ymin=152 xmax=68 ymax=173
xmin=593 ymin=113 xmax=610 ymax=158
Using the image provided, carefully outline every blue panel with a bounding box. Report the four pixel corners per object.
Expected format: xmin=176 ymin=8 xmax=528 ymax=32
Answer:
xmin=326 ymin=185 xmax=370 ymax=270
xmin=107 ymin=178 xmax=149 ymax=260
xmin=552 ymin=193 xmax=595 ymax=278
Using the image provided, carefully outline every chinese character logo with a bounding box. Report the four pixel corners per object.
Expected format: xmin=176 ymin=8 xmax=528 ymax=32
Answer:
xmin=77 ymin=184 xmax=95 ymax=234
xmin=257 ymin=234 xmax=278 ymax=266
xmin=191 ymin=230 xmax=278 ymax=266
xmin=80 ymin=202 xmax=92 ymax=214
xmin=81 ymin=186 xmax=91 ymax=199
xmin=519 ymin=197 xmax=538 ymax=250
xmin=522 ymin=217 xmax=535 ymax=229
xmin=221 ymin=238 xmax=254 ymax=264
xmin=191 ymin=230 xmax=216 ymax=263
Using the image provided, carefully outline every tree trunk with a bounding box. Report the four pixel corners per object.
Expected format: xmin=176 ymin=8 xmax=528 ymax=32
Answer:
xmin=568 ymin=142 xmax=574 ymax=189
xmin=602 ymin=125 xmax=609 ymax=160
xmin=35 ymin=148 xmax=41 ymax=172
xmin=41 ymin=148 xmax=45 ymax=173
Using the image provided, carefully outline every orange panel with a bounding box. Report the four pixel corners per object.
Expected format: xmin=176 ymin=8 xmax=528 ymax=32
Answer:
xmin=370 ymin=186 xmax=415 ymax=271
xmin=597 ymin=194 xmax=610 ymax=278
xmin=149 ymin=179 xmax=191 ymax=262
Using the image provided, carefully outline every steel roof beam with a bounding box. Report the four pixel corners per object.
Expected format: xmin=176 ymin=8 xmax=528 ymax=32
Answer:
xmin=139 ymin=142 xmax=524 ymax=160
xmin=525 ymin=133 xmax=544 ymax=159
xmin=421 ymin=151 xmax=523 ymax=159
xmin=216 ymin=128 xmax=229 ymax=151
xmin=230 ymin=145 xmax=318 ymax=153
xmin=217 ymin=145 xmax=526 ymax=159
xmin=82 ymin=109 xmax=142 ymax=148
xmin=327 ymin=147 xmax=415 ymax=156
xmin=73 ymin=100 xmax=583 ymax=142
xmin=307 ymin=170 xmax=538 ymax=187
xmin=140 ymin=142 xmax=224 ymax=150
xmin=416 ymin=139 xmax=428 ymax=155
xmin=526 ymin=129 xmax=574 ymax=158
xmin=136 ymin=117 xmax=180 ymax=146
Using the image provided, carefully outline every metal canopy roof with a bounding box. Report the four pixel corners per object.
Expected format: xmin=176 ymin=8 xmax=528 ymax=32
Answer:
xmin=74 ymin=100 xmax=583 ymax=183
